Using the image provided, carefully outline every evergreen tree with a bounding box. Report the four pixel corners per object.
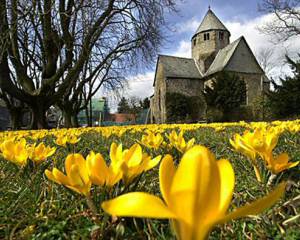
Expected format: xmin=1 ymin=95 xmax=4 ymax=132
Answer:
xmin=141 ymin=98 xmax=150 ymax=109
xmin=117 ymin=97 xmax=130 ymax=113
xmin=268 ymin=55 xmax=300 ymax=118
xmin=204 ymin=72 xmax=247 ymax=115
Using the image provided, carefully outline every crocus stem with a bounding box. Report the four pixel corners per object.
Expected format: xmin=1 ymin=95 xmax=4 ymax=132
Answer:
xmin=253 ymin=165 xmax=262 ymax=182
xmin=86 ymin=196 xmax=101 ymax=225
xmin=267 ymin=174 xmax=277 ymax=186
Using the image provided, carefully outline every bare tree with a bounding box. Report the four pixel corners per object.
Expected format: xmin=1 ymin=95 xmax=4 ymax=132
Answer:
xmin=256 ymin=47 xmax=278 ymax=77
xmin=258 ymin=0 xmax=300 ymax=42
xmin=0 ymin=0 xmax=176 ymax=129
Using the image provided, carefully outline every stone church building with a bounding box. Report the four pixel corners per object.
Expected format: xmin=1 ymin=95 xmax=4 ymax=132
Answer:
xmin=150 ymin=8 xmax=268 ymax=123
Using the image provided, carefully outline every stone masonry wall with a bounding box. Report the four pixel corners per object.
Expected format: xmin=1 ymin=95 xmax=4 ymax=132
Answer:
xmin=236 ymin=72 xmax=263 ymax=105
xmin=165 ymin=78 xmax=206 ymax=121
xmin=204 ymin=72 xmax=263 ymax=106
xmin=150 ymin=63 xmax=166 ymax=124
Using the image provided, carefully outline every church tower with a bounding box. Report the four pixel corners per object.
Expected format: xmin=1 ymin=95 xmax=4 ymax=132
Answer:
xmin=192 ymin=8 xmax=230 ymax=72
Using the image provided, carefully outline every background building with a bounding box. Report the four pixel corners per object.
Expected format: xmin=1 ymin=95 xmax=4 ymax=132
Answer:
xmin=150 ymin=8 xmax=268 ymax=123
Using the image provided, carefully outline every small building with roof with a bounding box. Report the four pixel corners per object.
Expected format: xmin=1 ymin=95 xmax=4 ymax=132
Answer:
xmin=150 ymin=8 xmax=268 ymax=123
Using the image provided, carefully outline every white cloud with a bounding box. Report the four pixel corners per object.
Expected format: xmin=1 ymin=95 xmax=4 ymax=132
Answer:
xmin=176 ymin=17 xmax=199 ymax=34
xmin=169 ymin=40 xmax=191 ymax=58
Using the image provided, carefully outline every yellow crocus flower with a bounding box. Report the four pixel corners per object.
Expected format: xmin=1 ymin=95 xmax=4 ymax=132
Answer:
xmin=110 ymin=143 xmax=161 ymax=184
xmin=68 ymin=135 xmax=81 ymax=145
xmin=29 ymin=143 xmax=56 ymax=164
xmin=55 ymin=134 xmax=80 ymax=147
xmin=141 ymin=131 xmax=164 ymax=150
xmin=230 ymin=131 xmax=262 ymax=181
xmin=0 ymin=138 xmax=29 ymax=167
xmin=167 ymin=130 xmax=195 ymax=153
xmin=86 ymin=151 xmax=122 ymax=187
xmin=230 ymin=128 xmax=298 ymax=175
xmin=45 ymin=154 xmax=91 ymax=196
xmin=264 ymin=153 xmax=299 ymax=174
xmin=55 ymin=135 xmax=68 ymax=146
xmin=102 ymin=145 xmax=286 ymax=240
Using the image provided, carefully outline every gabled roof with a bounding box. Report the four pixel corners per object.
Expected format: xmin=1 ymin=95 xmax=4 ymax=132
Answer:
xmin=194 ymin=9 xmax=229 ymax=37
xmin=204 ymin=36 xmax=264 ymax=76
xmin=153 ymin=55 xmax=202 ymax=86
xmin=204 ymin=37 xmax=241 ymax=76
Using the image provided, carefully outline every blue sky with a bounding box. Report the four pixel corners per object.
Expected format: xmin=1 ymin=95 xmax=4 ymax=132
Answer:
xmin=105 ymin=0 xmax=299 ymax=112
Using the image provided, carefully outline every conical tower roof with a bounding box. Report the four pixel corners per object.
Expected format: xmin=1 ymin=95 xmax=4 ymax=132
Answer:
xmin=194 ymin=8 xmax=230 ymax=36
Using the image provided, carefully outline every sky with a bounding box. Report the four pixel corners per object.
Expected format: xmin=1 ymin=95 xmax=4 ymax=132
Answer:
xmin=105 ymin=0 xmax=300 ymax=112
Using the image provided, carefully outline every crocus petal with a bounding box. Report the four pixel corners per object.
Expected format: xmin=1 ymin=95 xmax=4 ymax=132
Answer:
xmin=159 ymin=155 xmax=176 ymax=205
xmin=125 ymin=144 xmax=143 ymax=167
xmin=45 ymin=169 xmax=60 ymax=184
xmin=69 ymin=164 xmax=85 ymax=186
xmin=52 ymin=168 xmax=70 ymax=186
xmin=144 ymin=155 xmax=161 ymax=171
xmin=170 ymin=145 xmax=220 ymax=226
xmin=220 ymin=182 xmax=286 ymax=223
xmin=110 ymin=143 xmax=123 ymax=169
xmin=65 ymin=154 xmax=89 ymax=183
xmin=101 ymin=192 xmax=176 ymax=219
xmin=217 ymin=159 xmax=235 ymax=215
xmin=272 ymin=153 xmax=299 ymax=174
xmin=86 ymin=152 xmax=108 ymax=186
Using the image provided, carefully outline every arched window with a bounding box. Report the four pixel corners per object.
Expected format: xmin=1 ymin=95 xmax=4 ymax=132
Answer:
xmin=219 ymin=32 xmax=224 ymax=40
xmin=204 ymin=33 xmax=210 ymax=41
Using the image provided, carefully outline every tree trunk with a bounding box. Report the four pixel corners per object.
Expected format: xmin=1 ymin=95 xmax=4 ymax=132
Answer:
xmin=62 ymin=108 xmax=79 ymax=128
xmin=71 ymin=114 xmax=79 ymax=128
xmin=89 ymin=99 xmax=93 ymax=127
xmin=30 ymin=104 xmax=48 ymax=129
xmin=63 ymin=110 xmax=73 ymax=128
xmin=9 ymin=108 xmax=22 ymax=130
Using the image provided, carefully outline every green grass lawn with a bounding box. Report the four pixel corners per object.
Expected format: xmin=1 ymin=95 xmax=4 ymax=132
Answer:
xmin=0 ymin=123 xmax=299 ymax=239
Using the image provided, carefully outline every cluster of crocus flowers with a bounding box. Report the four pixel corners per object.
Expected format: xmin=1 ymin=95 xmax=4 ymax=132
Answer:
xmin=166 ymin=130 xmax=195 ymax=153
xmin=230 ymin=128 xmax=299 ymax=180
xmin=87 ymin=151 xmax=122 ymax=187
xmin=110 ymin=143 xmax=161 ymax=185
xmin=102 ymin=145 xmax=286 ymax=240
xmin=0 ymin=138 xmax=29 ymax=167
xmin=54 ymin=133 xmax=80 ymax=147
xmin=140 ymin=131 xmax=164 ymax=150
xmin=45 ymin=153 xmax=92 ymax=196
xmin=0 ymin=138 xmax=56 ymax=167
xmin=45 ymin=142 xmax=161 ymax=195
xmin=28 ymin=143 xmax=56 ymax=164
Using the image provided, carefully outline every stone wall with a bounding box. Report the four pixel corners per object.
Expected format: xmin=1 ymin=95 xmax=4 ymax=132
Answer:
xmin=235 ymin=72 xmax=263 ymax=105
xmin=204 ymin=72 xmax=264 ymax=106
xmin=150 ymin=76 xmax=207 ymax=123
xmin=165 ymin=78 xmax=206 ymax=122
xmin=150 ymin=63 xmax=166 ymax=124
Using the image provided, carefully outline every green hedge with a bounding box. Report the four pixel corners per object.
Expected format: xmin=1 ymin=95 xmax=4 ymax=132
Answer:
xmin=166 ymin=92 xmax=205 ymax=123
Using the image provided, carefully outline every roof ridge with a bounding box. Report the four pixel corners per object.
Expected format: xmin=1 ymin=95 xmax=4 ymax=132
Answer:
xmin=193 ymin=58 xmax=204 ymax=76
xmin=204 ymin=37 xmax=242 ymax=76
xmin=158 ymin=54 xmax=193 ymax=60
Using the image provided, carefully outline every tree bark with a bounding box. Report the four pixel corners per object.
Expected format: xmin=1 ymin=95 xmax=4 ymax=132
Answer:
xmin=71 ymin=114 xmax=79 ymax=128
xmin=62 ymin=108 xmax=79 ymax=128
xmin=9 ymin=107 xmax=22 ymax=130
xmin=62 ymin=109 xmax=72 ymax=128
xmin=30 ymin=103 xmax=48 ymax=129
